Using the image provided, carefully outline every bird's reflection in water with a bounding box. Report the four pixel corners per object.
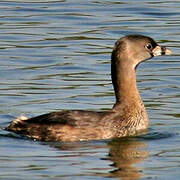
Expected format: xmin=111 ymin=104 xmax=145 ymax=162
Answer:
xmin=45 ymin=137 xmax=149 ymax=180
xmin=105 ymin=138 xmax=149 ymax=179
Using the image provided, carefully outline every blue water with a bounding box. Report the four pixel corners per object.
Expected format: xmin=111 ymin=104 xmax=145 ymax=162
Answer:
xmin=0 ymin=0 xmax=180 ymax=179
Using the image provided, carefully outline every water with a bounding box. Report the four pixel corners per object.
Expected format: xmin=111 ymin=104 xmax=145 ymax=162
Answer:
xmin=0 ymin=0 xmax=180 ymax=179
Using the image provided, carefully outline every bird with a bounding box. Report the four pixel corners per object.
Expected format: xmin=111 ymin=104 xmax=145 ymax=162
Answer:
xmin=5 ymin=34 xmax=172 ymax=142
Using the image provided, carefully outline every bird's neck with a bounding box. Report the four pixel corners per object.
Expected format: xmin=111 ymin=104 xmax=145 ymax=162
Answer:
xmin=111 ymin=56 xmax=142 ymax=108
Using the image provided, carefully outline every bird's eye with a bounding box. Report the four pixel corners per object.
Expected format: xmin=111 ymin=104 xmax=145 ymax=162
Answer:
xmin=145 ymin=43 xmax=153 ymax=50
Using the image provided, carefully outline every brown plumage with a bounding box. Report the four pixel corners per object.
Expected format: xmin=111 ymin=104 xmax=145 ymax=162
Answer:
xmin=5 ymin=34 xmax=172 ymax=142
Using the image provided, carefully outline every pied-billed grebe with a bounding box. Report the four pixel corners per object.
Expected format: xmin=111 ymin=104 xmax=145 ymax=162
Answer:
xmin=5 ymin=35 xmax=172 ymax=142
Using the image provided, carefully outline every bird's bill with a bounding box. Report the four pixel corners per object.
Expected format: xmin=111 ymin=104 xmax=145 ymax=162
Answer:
xmin=152 ymin=46 xmax=172 ymax=56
